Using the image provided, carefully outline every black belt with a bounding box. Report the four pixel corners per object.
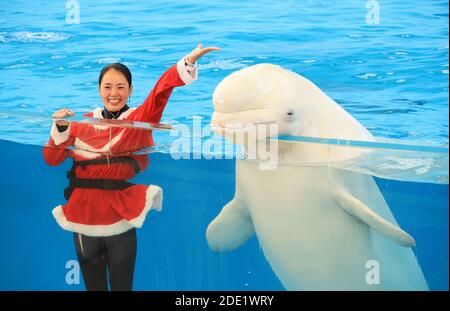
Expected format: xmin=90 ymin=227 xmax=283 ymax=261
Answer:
xmin=74 ymin=157 xmax=140 ymax=174
xmin=64 ymin=156 xmax=139 ymax=200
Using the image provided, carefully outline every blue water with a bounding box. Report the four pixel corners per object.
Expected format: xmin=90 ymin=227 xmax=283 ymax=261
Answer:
xmin=0 ymin=139 xmax=448 ymax=290
xmin=0 ymin=0 xmax=448 ymax=145
xmin=0 ymin=1 xmax=448 ymax=291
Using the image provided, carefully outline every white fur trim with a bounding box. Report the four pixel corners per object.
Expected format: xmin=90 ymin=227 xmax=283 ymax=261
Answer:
xmin=73 ymin=128 xmax=126 ymax=158
xmin=51 ymin=185 xmax=163 ymax=237
xmin=50 ymin=122 xmax=70 ymax=145
xmin=117 ymin=107 xmax=135 ymax=120
xmin=91 ymin=108 xmax=109 ymax=130
xmin=177 ymin=56 xmax=198 ymax=85
xmin=128 ymin=185 xmax=163 ymax=227
xmin=52 ymin=185 xmax=162 ymax=237
xmin=93 ymin=108 xmax=109 ymax=131
xmin=52 ymin=205 xmax=133 ymax=237
xmin=91 ymin=107 xmax=136 ymax=130
xmin=72 ymin=148 xmax=105 ymax=159
xmin=92 ymin=107 xmax=135 ymax=120
xmin=93 ymin=107 xmax=103 ymax=119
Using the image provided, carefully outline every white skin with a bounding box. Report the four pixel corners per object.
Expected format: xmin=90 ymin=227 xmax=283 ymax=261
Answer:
xmin=53 ymin=43 xmax=220 ymax=126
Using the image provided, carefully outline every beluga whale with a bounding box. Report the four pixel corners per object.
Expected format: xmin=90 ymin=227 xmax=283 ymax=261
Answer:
xmin=206 ymin=64 xmax=429 ymax=290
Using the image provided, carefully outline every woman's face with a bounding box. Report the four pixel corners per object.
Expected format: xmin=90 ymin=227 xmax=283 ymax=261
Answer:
xmin=99 ymin=68 xmax=133 ymax=112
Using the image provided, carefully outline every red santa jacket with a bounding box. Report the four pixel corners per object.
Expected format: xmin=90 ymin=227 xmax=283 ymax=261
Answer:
xmin=43 ymin=57 xmax=197 ymax=237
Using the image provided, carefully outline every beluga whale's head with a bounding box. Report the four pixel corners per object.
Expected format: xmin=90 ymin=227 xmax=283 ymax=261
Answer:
xmin=211 ymin=64 xmax=374 ymax=165
xmin=211 ymin=64 xmax=298 ymax=140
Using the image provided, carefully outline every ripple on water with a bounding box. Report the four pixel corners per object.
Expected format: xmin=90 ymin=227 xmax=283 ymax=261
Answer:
xmin=302 ymin=59 xmax=317 ymax=64
xmin=356 ymin=73 xmax=377 ymax=80
xmin=0 ymin=31 xmax=71 ymax=43
xmin=198 ymin=59 xmax=249 ymax=71
xmin=97 ymin=57 xmax=122 ymax=64
xmin=4 ymin=63 xmax=34 ymax=69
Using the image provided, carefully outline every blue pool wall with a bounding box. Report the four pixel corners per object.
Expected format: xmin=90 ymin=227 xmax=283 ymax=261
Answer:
xmin=0 ymin=139 xmax=447 ymax=290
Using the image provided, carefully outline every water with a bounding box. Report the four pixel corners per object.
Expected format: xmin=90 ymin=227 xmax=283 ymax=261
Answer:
xmin=0 ymin=0 xmax=448 ymax=145
xmin=0 ymin=139 xmax=448 ymax=290
xmin=0 ymin=0 xmax=448 ymax=291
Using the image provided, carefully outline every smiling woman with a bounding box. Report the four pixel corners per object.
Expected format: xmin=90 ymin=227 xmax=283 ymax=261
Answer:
xmin=43 ymin=43 xmax=220 ymax=291
xmin=98 ymin=63 xmax=133 ymax=116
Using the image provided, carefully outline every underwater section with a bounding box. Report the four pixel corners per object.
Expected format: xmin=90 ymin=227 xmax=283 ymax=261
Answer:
xmin=0 ymin=130 xmax=447 ymax=290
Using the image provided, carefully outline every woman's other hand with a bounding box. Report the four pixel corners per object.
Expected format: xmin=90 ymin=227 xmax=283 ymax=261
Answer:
xmin=186 ymin=43 xmax=221 ymax=64
xmin=53 ymin=108 xmax=74 ymax=126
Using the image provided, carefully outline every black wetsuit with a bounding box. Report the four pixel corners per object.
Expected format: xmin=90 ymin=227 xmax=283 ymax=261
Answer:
xmin=74 ymin=229 xmax=137 ymax=291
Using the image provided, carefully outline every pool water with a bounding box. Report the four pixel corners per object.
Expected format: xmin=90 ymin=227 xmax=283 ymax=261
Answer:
xmin=0 ymin=0 xmax=448 ymax=291
xmin=0 ymin=139 xmax=448 ymax=290
xmin=0 ymin=0 xmax=448 ymax=145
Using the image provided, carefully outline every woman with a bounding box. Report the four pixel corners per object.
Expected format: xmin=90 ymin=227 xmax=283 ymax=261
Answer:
xmin=43 ymin=44 xmax=220 ymax=291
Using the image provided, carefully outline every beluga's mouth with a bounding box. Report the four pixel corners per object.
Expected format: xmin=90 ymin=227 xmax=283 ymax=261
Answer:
xmin=211 ymin=109 xmax=279 ymax=142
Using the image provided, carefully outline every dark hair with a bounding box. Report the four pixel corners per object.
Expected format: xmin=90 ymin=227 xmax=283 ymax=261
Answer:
xmin=98 ymin=63 xmax=132 ymax=86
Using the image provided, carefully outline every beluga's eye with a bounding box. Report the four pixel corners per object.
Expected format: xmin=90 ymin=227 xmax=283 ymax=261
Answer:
xmin=284 ymin=108 xmax=296 ymax=122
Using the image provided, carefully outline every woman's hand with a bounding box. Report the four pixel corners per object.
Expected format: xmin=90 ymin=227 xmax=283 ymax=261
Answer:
xmin=186 ymin=43 xmax=221 ymax=64
xmin=53 ymin=108 xmax=74 ymax=126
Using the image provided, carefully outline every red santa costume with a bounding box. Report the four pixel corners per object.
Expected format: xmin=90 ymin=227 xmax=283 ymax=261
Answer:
xmin=43 ymin=57 xmax=197 ymax=237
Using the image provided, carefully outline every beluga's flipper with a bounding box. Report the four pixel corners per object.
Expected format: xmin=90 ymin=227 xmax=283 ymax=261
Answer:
xmin=335 ymin=191 xmax=416 ymax=247
xmin=206 ymin=198 xmax=255 ymax=252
